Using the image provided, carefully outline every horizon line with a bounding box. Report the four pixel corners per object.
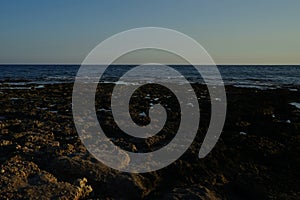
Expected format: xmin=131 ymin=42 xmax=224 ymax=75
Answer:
xmin=0 ymin=63 xmax=300 ymax=66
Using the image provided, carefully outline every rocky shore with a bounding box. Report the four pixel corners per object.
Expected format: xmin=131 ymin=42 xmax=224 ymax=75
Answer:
xmin=0 ymin=82 xmax=299 ymax=199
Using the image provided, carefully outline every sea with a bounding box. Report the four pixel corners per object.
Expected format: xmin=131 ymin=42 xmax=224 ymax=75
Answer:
xmin=0 ymin=65 xmax=300 ymax=90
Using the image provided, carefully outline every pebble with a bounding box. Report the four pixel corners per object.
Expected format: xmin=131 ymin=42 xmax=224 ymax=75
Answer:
xmin=0 ymin=140 xmax=12 ymax=146
xmin=52 ymin=141 xmax=60 ymax=147
xmin=1 ymin=129 xmax=9 ymax=134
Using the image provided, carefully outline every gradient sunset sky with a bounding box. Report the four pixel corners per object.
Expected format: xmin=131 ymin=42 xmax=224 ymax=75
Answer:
xmin=0 ymin=0 xmax=299 ymax=64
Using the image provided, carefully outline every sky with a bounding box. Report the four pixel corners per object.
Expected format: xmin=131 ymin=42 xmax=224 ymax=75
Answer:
xmin=0 ymin=0 xmax=299 ymax=64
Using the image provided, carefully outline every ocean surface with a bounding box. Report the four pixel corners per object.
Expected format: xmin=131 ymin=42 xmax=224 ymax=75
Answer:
xmin=0 ymin=65 xmax=300 ymax=90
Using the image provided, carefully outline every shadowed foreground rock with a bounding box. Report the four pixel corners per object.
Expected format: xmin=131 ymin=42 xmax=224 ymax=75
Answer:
xmin=0 ymin=156 xmax=92 ymax=199
xmin=163 ymin=186 xmax=220 ymax=200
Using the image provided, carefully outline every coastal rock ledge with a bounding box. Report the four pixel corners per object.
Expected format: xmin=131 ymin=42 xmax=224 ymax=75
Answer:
xmin=0 ymin=156 xmax=92 ymax=200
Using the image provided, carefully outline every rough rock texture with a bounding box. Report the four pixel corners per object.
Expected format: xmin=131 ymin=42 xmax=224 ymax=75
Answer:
xmin=0 ymin=83 xmax=299 ymax=199
xmin=163 ymin=186 xmax=220 ymax=200
xmin=0 ymin=156 xmax=92 ymax=200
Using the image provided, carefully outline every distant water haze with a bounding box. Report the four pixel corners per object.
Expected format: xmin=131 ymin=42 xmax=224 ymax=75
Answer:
xmin=0 ymin=65 xmax=300 ymax=90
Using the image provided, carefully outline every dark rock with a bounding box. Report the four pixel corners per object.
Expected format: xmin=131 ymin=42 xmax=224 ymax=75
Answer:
xmin=0 ymin=83 xmax=299 ymax=199
xmin=48 ymin=155 xmax=153 ymax=199
xmin=163 ymin=186 xmax=220 ymax=200
xmin=0 ymin=156 xmax=92 ymax=199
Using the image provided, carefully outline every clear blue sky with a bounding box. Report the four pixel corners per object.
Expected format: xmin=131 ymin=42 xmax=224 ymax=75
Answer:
xmin=0 ymin=0 xmax=299 ymax=64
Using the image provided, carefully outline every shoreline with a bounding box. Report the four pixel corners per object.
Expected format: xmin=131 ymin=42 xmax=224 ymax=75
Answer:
xmin=1 ymin=80 xmax=300 ymax=90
